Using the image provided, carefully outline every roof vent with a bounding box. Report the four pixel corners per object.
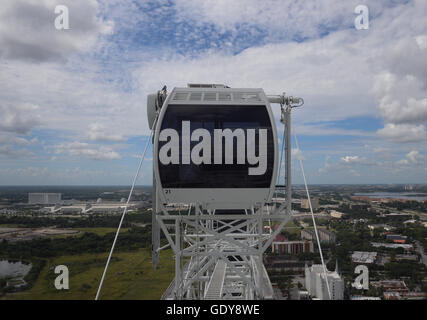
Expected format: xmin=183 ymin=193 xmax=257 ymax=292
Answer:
xmin=188 ymin=83 xmax=228 ymax=88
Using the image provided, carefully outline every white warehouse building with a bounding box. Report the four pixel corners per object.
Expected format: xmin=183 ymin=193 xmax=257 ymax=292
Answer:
xmin=29 ymin=193 xmax=62 ymax=204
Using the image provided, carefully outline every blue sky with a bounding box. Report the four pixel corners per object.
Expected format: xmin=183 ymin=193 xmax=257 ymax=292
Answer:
xmin=0 ymin=0 xmax=426 ymax=185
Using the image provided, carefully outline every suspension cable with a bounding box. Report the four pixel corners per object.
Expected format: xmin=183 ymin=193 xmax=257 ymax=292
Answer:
xmin=275 ymin=122 xmax=286 ymax=199
xmin=95 ymin=115 xmax=158 ymax=300
xmin=293 ymin=132 xmax=332 ymax=300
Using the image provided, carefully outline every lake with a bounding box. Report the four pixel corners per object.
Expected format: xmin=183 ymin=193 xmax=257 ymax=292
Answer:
xmin=354 ymin=192 xmax=427 ymax=202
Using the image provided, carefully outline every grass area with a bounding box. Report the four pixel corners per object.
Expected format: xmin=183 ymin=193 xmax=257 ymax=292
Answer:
xmin=76 ymin=227 xmax=130 ymax=237
xmin=284 ymin=220 xmax=298 ymax=228
xmin=49 ymin=227 xmax=130 ymax=239
xmin=0 ymin=226 xmax=130 ymax=239
xmin=0 ymin=224 xmax=24 ymax=228
xmin=8 ymin=249 xmax=174 ymax=300
xmin=281 ymin=220 xmax=301 ymax=235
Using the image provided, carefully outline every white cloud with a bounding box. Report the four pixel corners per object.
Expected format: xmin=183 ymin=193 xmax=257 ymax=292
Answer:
xmin=374 ymin=73 xmax=427 ymax=125
xmin=0 ymin=103 xmax=41 ymax=134
xmin=340 ymin=155 xmax=360 ymax=163
xmin=396 ymin=149 xmax=425 ymax=167
xmin=339 ymin=156 xmax=378 ymax=166
xmin=349 ymin=169 xmax=361 ymax=177
xmin=1 ymin=0 xmax=425 ymax=148
xmin=0 ymin=133 xmax=38 ymax=146
xmin=0 ymin=167 xmax=49 ymax=181
xmin=318 ymin=153 xmax=381 ymax=177
xmin=377 ymin=123 xmax=427 ymax=143
xmin=318 ymin=156 xmax=332 ymax=174
xmin=15 ymin=166 xmax=48 ymax=177
xmin=396 ymin=159 xmax=409 ymax=166
xmin=292 ymin=148 xmax=305 ymax=161
xmin=173 ymin=0 xmax=391 ymax=40
xmin=372 ymin=10 xmax=427 ymax=143
xmin=406 ymin=150 xmax=421 ymax=163
xmin=0 ymin=0 xmax=113 ymax=62
xmin=318 ymin=155 xmax=366 ymax=178
xmin=0 ymin=59 xmax=148 ymax=143
xmin=53 ymin=141 xmax=121 ymax=160
xmin=87 ymin=123 xmax=126 ymax=142
xmin=133 ymin=32 xmax=377 ymax=127
xmin=0 ymin=0 xmax=425 ymax=184
xmin=0 ymin=145 xmax=35 ymax=158
xmin=372 ymin=147 xmax=388 ymax=153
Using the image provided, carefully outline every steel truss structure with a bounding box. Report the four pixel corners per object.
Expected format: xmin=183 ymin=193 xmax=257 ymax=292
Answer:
xmin=152 ymin=93 xmax=301 ymax=300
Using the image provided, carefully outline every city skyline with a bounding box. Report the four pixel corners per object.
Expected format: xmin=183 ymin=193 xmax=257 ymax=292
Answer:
xmin=0 ymin=0 xmax=426 ymax=185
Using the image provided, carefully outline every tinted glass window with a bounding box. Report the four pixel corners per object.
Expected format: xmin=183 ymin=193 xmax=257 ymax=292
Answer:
xmin=158 ymin=104 xmax=274 ymax=188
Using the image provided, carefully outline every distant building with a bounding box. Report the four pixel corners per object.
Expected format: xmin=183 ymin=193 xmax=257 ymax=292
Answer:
xmin=403 ymin=219 xmax=417 ymax=225
xmin=301 ymin=228 xmax=336 ymax=244
xmin=272 ymin=234 xmax=313 ymax=255
xmin=301 ymin=198 xmax=319 ymax=210
xmin=28 ymin=193 xmax=61 ymax=204
xmin=351 ymin=251 xmax=377 ymax=264
xmin=395 ymin=254 xmax=418 ymax=262
xmin=385 ymin=212 xmax=412 ymax=219
xmin=0 ymin=208 xmax=17 ymax=215
xmin=383 ymin=292 xmax=401 ymax=300
xmin=89 ymin=204 xmax=134 ymax=213
xmin=371 ymin=242 xmax=413 ymax=251
xmin=264 ymin=255 xmax=312 ymax=273
xmin=318 ymin=229 xmax=336 ymax=243
xmin=305 ymin=262 xmax=344 ymax=300
xmin=350 ymin=203 xmax=370 ymax=211
xmin=386 ymin=234 xmax=407 ymax=243
xmin=330 ymin=210 xmax=344 ymax=219
xmin=381 ymin=287 xmax=426 ymax=300
xmin=368 ymin=224 xmax=394 ymax=231
xmin=301 ymin=229 xmax=314 ymax=241
xmin=401 ymin=292 xmax=427 ymax=300
xmin=370 ymin=280 xmax=408 ymax=294
xmin=351 ymin=196 xmax=372 ymax=202
xmin=352 ymin=218 xmax=368 ymax=224
xmin=45 ymin=202 xmax=137 ymax=215
xmin=60 ymin=206 xmax=84 ymax=214
xmin=350 ymin=296 xmax=381 ymax=300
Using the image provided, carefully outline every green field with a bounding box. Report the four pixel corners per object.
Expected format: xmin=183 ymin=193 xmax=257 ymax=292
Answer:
xmin=8 ymin=249 xmax=175 ymax=300
xmin=76 ymin=227 xmax=130 ymax=236
xmin=281 ymin=220 xmax=301 ymax=235
xmin=0 ymin=224 xmax=24 ymax=228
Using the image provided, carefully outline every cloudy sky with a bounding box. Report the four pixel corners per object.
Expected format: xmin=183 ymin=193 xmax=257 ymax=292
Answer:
xmin=0 ymin=0 xmax=426 ymax=185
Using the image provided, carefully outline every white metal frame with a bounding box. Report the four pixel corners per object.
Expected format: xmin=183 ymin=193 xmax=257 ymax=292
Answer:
xmin=151 ymin=86 xmax=300 ymax=300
